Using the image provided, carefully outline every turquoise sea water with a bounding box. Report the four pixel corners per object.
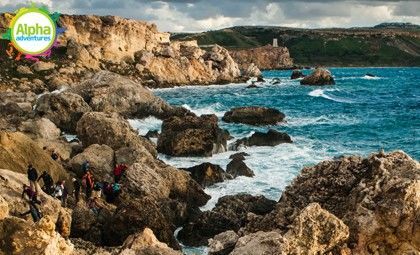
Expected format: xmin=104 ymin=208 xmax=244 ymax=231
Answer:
xmin=131 ymin=67 xmax=419 ymax=254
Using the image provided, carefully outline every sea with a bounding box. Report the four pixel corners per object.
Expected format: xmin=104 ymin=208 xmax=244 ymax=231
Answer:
xmin=129 ymin=67 xmax=420 ymax=254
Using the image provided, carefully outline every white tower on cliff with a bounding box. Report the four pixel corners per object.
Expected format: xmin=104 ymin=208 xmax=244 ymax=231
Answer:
xmin=273 ymin=38 xmax=278 ymax=47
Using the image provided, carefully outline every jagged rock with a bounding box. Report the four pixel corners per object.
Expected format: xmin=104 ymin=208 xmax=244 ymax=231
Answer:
xmin=226 ymin=158 xmax=254 ymax=178
xmin=0 ymin=216 xmax=74 ymax=255
xmin=69 ymin=144 xmax=114 ymax=180
xmin=222 ymin=106 xmax=285 ymax=126
xmin=119 ymin=228 xmax=182 ymax=255
xmin=178 ymin=194 xmax=275 ymax=246
xmin=230 ymin=45 xmax=294 ymax=71
xmin=233 ymin=129 xmax=292 ymax=150
xmin=229 ymin=152 xmax=250 ymax=161
xmin=246 ymin=84 xmax=259 ymax=89
xmin=31 ymin=61 xmax=56 ymax=72
xmin=183 ymin=162 xmax=231 ymax=187
xmin=0 ymin=195 xmax=9 ymax=220
xmin=145 ymin=130 xmax=159 ymax=139
xmin=18 ymin=118 xmax=61 ymax=140
xmin=245 ymin=151 xmax=420 ymax=255
xmin=0 ymin=132 xmax=70 ymax=182
xmin=300 ymin=68 xmax=335 ymax=85
xmin=71 ymin=71 xmax=188 ymax=119
xmin=157 ymin=114 xmax=230 ymax=157
xmin=35 ymin=92 xmax=92 ymax=133
xmin=291 ymin=70 xmax=305 ymax=79
xmin=76 ymin=112 xmax=157 ymax=157
xmin=16 ymin=65 xmax=33 ymax=75
xmin=242 ymin=63 xmax=262 ymax=77
xmin=208 ymin=230 xmax=239 ymax=255
xmin=230 ymin=231 xmax=290 ymax=255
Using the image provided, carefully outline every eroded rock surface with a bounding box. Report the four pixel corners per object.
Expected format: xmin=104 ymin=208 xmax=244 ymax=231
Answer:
xmin=222 ymin=106 xmax=285 ymax=126
xmin=300 ymin=68 xmax=335 ymax=85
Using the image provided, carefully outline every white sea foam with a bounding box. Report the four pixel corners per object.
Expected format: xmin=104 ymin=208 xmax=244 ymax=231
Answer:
xmin=286 ymin=115 xmax=360 ymax=127
xmin=362 ymin=75 xmax=381 ymax=80
xmin=181 ymin=103 xmax=225 ymax=117
xmin=308 ymin=88 xmax=354 ymax=103
xmin=128 ymin=117 xmax=163 ymax=136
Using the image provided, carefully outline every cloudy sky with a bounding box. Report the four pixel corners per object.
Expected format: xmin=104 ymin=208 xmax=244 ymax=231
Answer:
xmin=0 ymin=0 xmax=419 ymax=32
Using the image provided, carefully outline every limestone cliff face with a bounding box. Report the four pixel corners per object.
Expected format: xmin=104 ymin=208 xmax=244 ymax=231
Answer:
xmin=229 ymin=45 xmax=294 ymax=71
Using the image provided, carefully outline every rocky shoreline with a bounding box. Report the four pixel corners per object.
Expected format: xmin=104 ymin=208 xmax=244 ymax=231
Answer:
xmin=0 ymin=13 xmax=419 ymax=255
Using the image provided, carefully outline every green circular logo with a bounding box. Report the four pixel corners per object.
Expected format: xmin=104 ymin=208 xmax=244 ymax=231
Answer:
xmin=10 ymin=8 xmax=56 ymax=55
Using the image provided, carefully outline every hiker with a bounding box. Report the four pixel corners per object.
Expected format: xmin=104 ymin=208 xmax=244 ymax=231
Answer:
xmin=73 ymin=178 xmax=81 ymax=204
xmin=82 ymin=170 xmax=94 ymax=199
xmin=52 ymin=181 xmax=64 ymax=199
xmin=27 ymin=164 xmax=39 ymax=193
xmin=87 ymin=197 xmax=100 ymax=215
xmin=21 ymin=184 xmax=40 ymax=204
xmin=92 ymin=182 xmax=102 ymax=200
xmin=81 ymin=160 xmax=90 ymax=174
xmin=20 ymin=200 xmax=42 ymax=222
xmin=38 ymin=171 xmax=54 ymax=195
xmin=113 ymin=163 xmax=128 ymax=183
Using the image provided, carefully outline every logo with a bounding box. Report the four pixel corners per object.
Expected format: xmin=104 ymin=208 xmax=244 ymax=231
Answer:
xmin=1 ymin=5 xmax=65 ymax=60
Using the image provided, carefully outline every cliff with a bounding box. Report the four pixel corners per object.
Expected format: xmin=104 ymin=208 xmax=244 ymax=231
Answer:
xmin=172 ymin=24 xmax=420 ymax=67
xmin=0 ymin=14 xmax=248 ymax=91
xmin=229 ymin=44 xmax=294 ymax=70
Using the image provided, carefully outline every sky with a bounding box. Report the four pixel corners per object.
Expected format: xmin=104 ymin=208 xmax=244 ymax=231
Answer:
xmin=0 ymin=0 xmax=419 ymax=32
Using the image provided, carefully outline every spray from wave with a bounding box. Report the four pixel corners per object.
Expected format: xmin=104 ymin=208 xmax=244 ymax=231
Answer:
xmin=308 ymin=88 xmax=354 ymax=103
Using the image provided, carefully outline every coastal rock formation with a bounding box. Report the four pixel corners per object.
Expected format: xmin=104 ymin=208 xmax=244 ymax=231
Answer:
xmin=208 ymin=230 xmax=239 ymax=255
xmin=230 ymin=231 xmax=289 ymax=255
xmin=183 ymin=162 xmax=232 ymax=187
xmin=178 ymin=194 xmax=276 ymax=246
xmin=71 ymin=71 xmax=189 ymax=119
xmin=35 ymin=92 xmax=92 ymax=133
xmin=222 ymin=106 xmax=285 ymax=126
xmin=229 ymin=152 xmax=250 ymax=161
xmin=290 ymin=70 xmax=305 ymax=79
xmin=244 ymin=151 xmax=419 ymax=254
xmin=18 ymin=117 xmax=61 ymax=140
xmin=157 ymin=114 xmax=230 ymax=157
xmin=76 ymin=112 xmax=157 ymax=157
xmin=0 ymin=131 xmax=70 ymax=181
xmin=232 ymin=129 xmax=292 ymax=150
xmin=226 ymin=158 xmax=254 ymax=178
xmin=229 ymin=45 xmax=294 ymax=71
xmin=300 ymin=68 xmax=335 ymax=85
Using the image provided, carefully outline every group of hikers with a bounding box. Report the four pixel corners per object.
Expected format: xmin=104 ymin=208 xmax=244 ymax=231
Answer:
xmin=21 ymin=155 xmax=129 ymax=222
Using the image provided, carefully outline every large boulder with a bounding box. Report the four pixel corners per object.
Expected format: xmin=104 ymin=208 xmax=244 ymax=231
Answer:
xmin=226 ymin=158 xmax=254 ymax=178
xmin=157 ymin=114 xmax=230 ymax=157
xmin=183 ymin=162 xmax=231 ymax=187
xmin=18 ymin=118 xmax=61 ymax=140
xmin=233 ymin=129 xmax=292 ymax=150
xmin=300 ymin=68 xmax=335 ymax=85
xmin=0 ymin=132 xmax=70 ymax=182
xmin=35 ymin=91 xmax=92 ymax=132
xmin=245 ymin=151 xmax=420 ymax=254
xmin=69 ymin=144 xmax=114 ymax=180
xmin=222 ymin=107 xmax=285 ymax=126
xmin=290 ymin=70 xmax=305 ymax=79
xmin=208 ymin=230 xmax=239 ymax=255
xmin=230 ymin=231 xmax=290 ymax=255
xmin=71 ymin=71 xmax=189 ymax=119
xmin=76 ymin=112 xmax=157 ymax=157
xmin=178 ymin=194 xmax=276 ymax=246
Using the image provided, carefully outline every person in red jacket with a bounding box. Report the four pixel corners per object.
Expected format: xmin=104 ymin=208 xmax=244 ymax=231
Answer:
xmin=113 ymin=163 xmax=128 ymax=183
xmin=82 ymin=170 xmax=94 ymax=199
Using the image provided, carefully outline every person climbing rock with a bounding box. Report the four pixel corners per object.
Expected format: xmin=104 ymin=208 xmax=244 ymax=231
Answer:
xmin=73 ymin=178 xmax=81 ymax=204
xmin=52 ymin=181 xmax=64 ymax=199
xmin=20 ymin=200 xmax=42 ymax=222
xmin=113 ymin=163 xmax=128 ymax=183
xmin=82 ymin=170 xmax=94 ymax=199
xmin=81 ymin=160 xmax=90 ymax=174
xmin=38 ymin=171 xmax=54 ymax=195
xmin=21 ymin=184 xmax=40 ymax=204
xmin=27 ymin=164 xmax=39 ymax=193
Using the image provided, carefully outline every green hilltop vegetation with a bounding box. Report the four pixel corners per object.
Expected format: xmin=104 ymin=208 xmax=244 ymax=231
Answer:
xmin=171 ymin=23 xmax=420 ymax=67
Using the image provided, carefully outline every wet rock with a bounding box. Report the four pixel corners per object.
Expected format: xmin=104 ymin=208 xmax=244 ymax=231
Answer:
xmin=233 ymin=129 xmax=292 ymax=150
xmin=230 ymin=231 xmax=289 ymax=255
xmin=245 ymin=151 xmax=420 ymax=255
xmin=157 ymin=114 xmax=230 ymax=157
xmin=229 ymin=152 xmax=250 ymax=161
xmin=291 ymin=70 xmax=305 ymax=79
xmin=300 ymin=68 xmax=335 ymax=85
xmin=226 ymin=158 xmax=254 ymax=178
xmin=35 ymin=92 xmax=92 ymax=133
xmin=178 ymin=194 xmax=276 ymax=246
xmin=246 ymin=84 xmax=259 ymax=89
xmin=208 ymin=230 xmax=239 ymax=255
xmin=256 ymin=76 xmax=265 ymax=82
xmin=183 ymin=162 xmax=231 ymax=187
xmin=271 ymin=78 xmax=281 ymax=85
xmin=145 ymin=130 xmax=159 ymax=139
xmin=76 ymin=112 xmax=157 ymax=157
xmin=222 ymin=106 xmax=285 ymax=126
xmin=69 ymin=144 xmax=114 ymax=180
xmin=365 ymin=73 xmax=376 ymax=77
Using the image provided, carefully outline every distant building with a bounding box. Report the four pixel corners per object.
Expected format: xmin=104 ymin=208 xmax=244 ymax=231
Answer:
xmin=273 ymin=38 xmax=278 ymax=47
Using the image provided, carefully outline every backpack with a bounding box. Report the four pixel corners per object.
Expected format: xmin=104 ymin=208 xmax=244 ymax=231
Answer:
xmin=94 ymin=182 xmax=102 ymax=191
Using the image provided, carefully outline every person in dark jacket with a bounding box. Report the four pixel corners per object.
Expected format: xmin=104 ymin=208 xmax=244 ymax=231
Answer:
xmin=82 ymin=170 xmax=94 ymax=199
xmin=73 ymin=178 xmax=81 ymax=204
xmin=38 ymin=171 xmax=54 ymax=195
xmin=27 ymin=164 xmax=39 ymax=193
xmin=21 ymin=184 xmax=40 ymax=204
xmin=20 ymin=200 xmax=42 ymax=222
